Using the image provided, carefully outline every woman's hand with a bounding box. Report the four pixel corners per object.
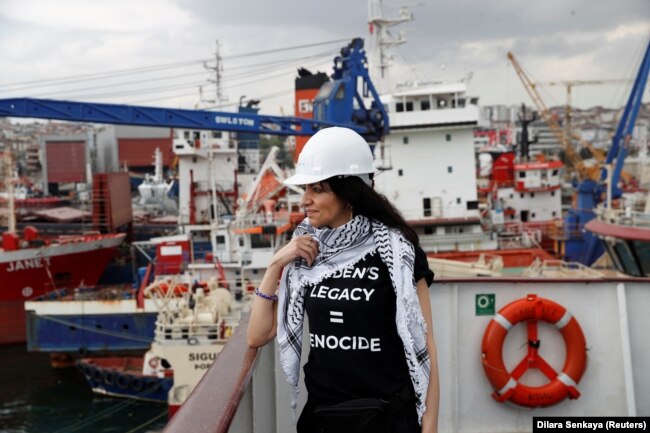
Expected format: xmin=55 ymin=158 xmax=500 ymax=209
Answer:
xmin=271 ymin=234 xmax=319 ymax=268
xmin=247 ymin=235 xmax=319 ymax=348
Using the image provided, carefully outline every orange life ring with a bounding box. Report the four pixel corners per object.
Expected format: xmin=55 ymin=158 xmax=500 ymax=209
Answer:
xmin=481 ymin=294 xmax=587 ymax=408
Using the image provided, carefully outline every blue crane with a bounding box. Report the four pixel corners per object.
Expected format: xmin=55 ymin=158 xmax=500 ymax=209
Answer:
xmin=567 ymin=38 xmax=650 ymax=265
xmin=0 ymin=39 xmax=388 ymax=143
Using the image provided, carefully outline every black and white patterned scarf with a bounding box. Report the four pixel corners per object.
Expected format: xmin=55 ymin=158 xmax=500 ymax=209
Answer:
xmin=277 ymin=215 xmax=430 ymax=423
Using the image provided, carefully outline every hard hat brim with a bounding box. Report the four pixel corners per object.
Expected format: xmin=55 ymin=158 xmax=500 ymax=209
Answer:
xmin=283 ymin=172 xmax=330 ymax=186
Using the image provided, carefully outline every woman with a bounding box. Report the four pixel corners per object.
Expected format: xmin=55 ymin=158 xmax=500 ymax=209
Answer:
xmin=247 ymin=127 xmax=439 ymax=433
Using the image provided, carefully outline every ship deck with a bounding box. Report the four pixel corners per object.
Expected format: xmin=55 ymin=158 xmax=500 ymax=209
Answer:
xmin=164 ymin=276 xmax=650 ymax=433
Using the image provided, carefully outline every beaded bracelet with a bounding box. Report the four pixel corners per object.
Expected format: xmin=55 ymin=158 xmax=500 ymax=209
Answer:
xmin=254 ymin=287 xmax=278 ymax=301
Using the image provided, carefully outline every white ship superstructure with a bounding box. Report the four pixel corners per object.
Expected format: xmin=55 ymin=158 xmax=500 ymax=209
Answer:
xmin=375 ymin=82 xmax=496 ymax=252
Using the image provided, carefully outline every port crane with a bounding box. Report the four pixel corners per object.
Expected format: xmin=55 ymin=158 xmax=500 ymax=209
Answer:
xmin=508 ymin=40 xmax=650 ymax=264
xmin=0 ymin=39 xmax=388 ymax=144
xmin=507 ymin=52 xmax=604 ymax=181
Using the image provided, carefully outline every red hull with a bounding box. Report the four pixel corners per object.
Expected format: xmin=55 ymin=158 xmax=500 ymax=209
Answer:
xmin=0 ymin=233 xmax=124 ymax=344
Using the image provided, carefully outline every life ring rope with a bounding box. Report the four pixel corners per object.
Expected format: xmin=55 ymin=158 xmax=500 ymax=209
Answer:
xmin=481 ymin=293 xmax=587 ymax=408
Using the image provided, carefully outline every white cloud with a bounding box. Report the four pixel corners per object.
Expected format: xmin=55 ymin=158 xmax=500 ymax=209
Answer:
xmin=1 ymin=0 xmax=196 ymax=32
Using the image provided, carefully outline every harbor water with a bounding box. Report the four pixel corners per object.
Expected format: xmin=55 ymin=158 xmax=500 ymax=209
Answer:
xmin=0 ymin=344 xmax=168 ymax=433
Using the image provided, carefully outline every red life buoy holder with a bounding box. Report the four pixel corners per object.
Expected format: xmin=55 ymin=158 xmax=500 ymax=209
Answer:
xmin=481 ymin=294 xmax=587 ymax=408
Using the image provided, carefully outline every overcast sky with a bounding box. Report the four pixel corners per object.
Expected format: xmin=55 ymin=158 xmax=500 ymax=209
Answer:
xmin=0 ymin=0 xmax=648 ymax=117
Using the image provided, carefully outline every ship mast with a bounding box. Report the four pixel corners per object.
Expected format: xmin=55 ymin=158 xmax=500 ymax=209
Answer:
xmin=367 ymin=0 xmax=414 ymax=93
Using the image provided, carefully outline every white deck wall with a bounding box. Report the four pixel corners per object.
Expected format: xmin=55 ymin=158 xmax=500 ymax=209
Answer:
xmin=231 ymin=279 xmax=650 ymax=433
xmin=375 ymin=128 xmax=479 ymax=221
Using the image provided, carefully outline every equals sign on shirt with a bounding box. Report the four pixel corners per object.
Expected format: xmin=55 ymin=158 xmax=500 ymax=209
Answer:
xmin=329 ymin=311 xmax=343 ymax=324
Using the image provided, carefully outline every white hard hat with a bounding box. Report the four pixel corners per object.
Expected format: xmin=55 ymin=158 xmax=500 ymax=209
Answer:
xmin=284 ymin=127 xmax=375 ymax=186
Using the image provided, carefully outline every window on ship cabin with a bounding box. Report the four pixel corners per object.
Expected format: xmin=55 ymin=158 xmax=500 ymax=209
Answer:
xmin=446 ymin=134 xmax=452 ymax=141
xmin=403 ymin=136 xmax=409 ymax=144
xmin=423 ymin=198 xmax=432 ymax=217
xmin=421 ymin=100 xmax=431 ymax=111
xmin=456 ymin=197 xmax=461 ymax=204
xmin=398 ymin=169 xmax=403 ymax=176
xmin=458 ymin=98 xmax=466 ymax=108
xmin=519 ymin=171 xmax=526 ymax=178
xmin=470 ymin=97 xmax=479 ymax=105
xmin=613 ymin=241 xmax=642 ymax=276
xmin=396 ymin=102 xmax=405 ymax=112
xmin=632 ymin=240 xmax=650 ymax=275
xmin=212 ymin=131 xmax=222 ymax=139
xmin=447 ymin=166 xmax=453 ymax=173
xmin=406 ymin=101 xmax=414 ymax=112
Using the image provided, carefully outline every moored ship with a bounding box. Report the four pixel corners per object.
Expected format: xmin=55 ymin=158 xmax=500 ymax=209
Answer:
xmin=1 ymin=230 xmax=125 ymax=344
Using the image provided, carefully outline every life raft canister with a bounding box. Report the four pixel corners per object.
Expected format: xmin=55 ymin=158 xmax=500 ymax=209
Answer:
xmin=481 ymin=294 xmax=587 ymax=408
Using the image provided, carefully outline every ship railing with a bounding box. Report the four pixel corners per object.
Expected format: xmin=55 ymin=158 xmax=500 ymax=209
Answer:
xmin=595 ymin=207 xmax=650 ymax=228
xmin=154 ymin=314 xmax=241 ymax=344
xmin=230 ymin=213 xmax=291 ymax=229
xmin=163 ymin=311 xmax=271 ymax=433
xmin=419 ymin=232 xmax=489 ymax=250
xmin=401 ymin=207 xmax=481 ymax=221
xmin=521 ymin=258 xmax=604 ymax=278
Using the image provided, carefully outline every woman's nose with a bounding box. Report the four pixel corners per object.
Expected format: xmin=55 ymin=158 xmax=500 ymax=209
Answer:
xmin=300 ymin=192 xmax=312 ymax=207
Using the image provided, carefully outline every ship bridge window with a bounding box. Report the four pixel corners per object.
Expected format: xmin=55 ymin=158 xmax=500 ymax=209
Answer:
xmin=184 ymin=131 xmax=190 ymax=139
xmin=518 ymin=171 xmax=526 ymax=178
xmin=405 ymin=101 xmax=414 ymax=112
xmin=458 ymin=98 xmax=466 ymax=108
xmin=251 ymin=234 xmax=272 ymax=249
xmin=613 ymin=241 xmax=642 ymax=276
xmin=403 ymin=136 xmax=409 ymax=144
xmin=420 ymin=100 xmax=431 ymax=111
xmin=446 ymin=134 xmax=452 ymax=141
xmin=396 ymin=102 xmax=404 ymax=112
xmin=552 ymin=169 xmax=559 ymax=176
xmin=631 ymin=240 xmax=650 ymax=275
xmin=212 ymin=131 xmax=222 ymax=139
xmin=470 ymin=97 xmax=479 ymax=105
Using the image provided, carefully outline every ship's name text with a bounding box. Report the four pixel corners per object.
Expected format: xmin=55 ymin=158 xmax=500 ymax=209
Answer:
xmin=189 ymin=352 xmax=217 ymax=370
xmin=6 ymin=258 xmax=52 ymax=272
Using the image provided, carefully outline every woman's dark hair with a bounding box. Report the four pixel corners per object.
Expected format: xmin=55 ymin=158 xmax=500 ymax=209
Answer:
xmin=325 ymin=175 xmax=419 ymax=246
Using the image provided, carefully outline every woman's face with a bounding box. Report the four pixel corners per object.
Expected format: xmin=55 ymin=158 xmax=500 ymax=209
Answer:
xmin=300 ymin=182 xmax=352 ymax=228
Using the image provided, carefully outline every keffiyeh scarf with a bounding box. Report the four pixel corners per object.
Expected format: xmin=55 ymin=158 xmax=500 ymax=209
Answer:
xmin=276 ymin=215 xmax=431 ymax=423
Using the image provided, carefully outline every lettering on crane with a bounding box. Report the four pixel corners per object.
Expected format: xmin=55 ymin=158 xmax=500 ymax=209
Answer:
xmin=214 ymin=115 xmax=255 ymax=128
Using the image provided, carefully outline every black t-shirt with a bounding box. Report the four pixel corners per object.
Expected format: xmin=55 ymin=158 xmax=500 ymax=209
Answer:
xmin=303 ymin=245 xmax=433 ymax=405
